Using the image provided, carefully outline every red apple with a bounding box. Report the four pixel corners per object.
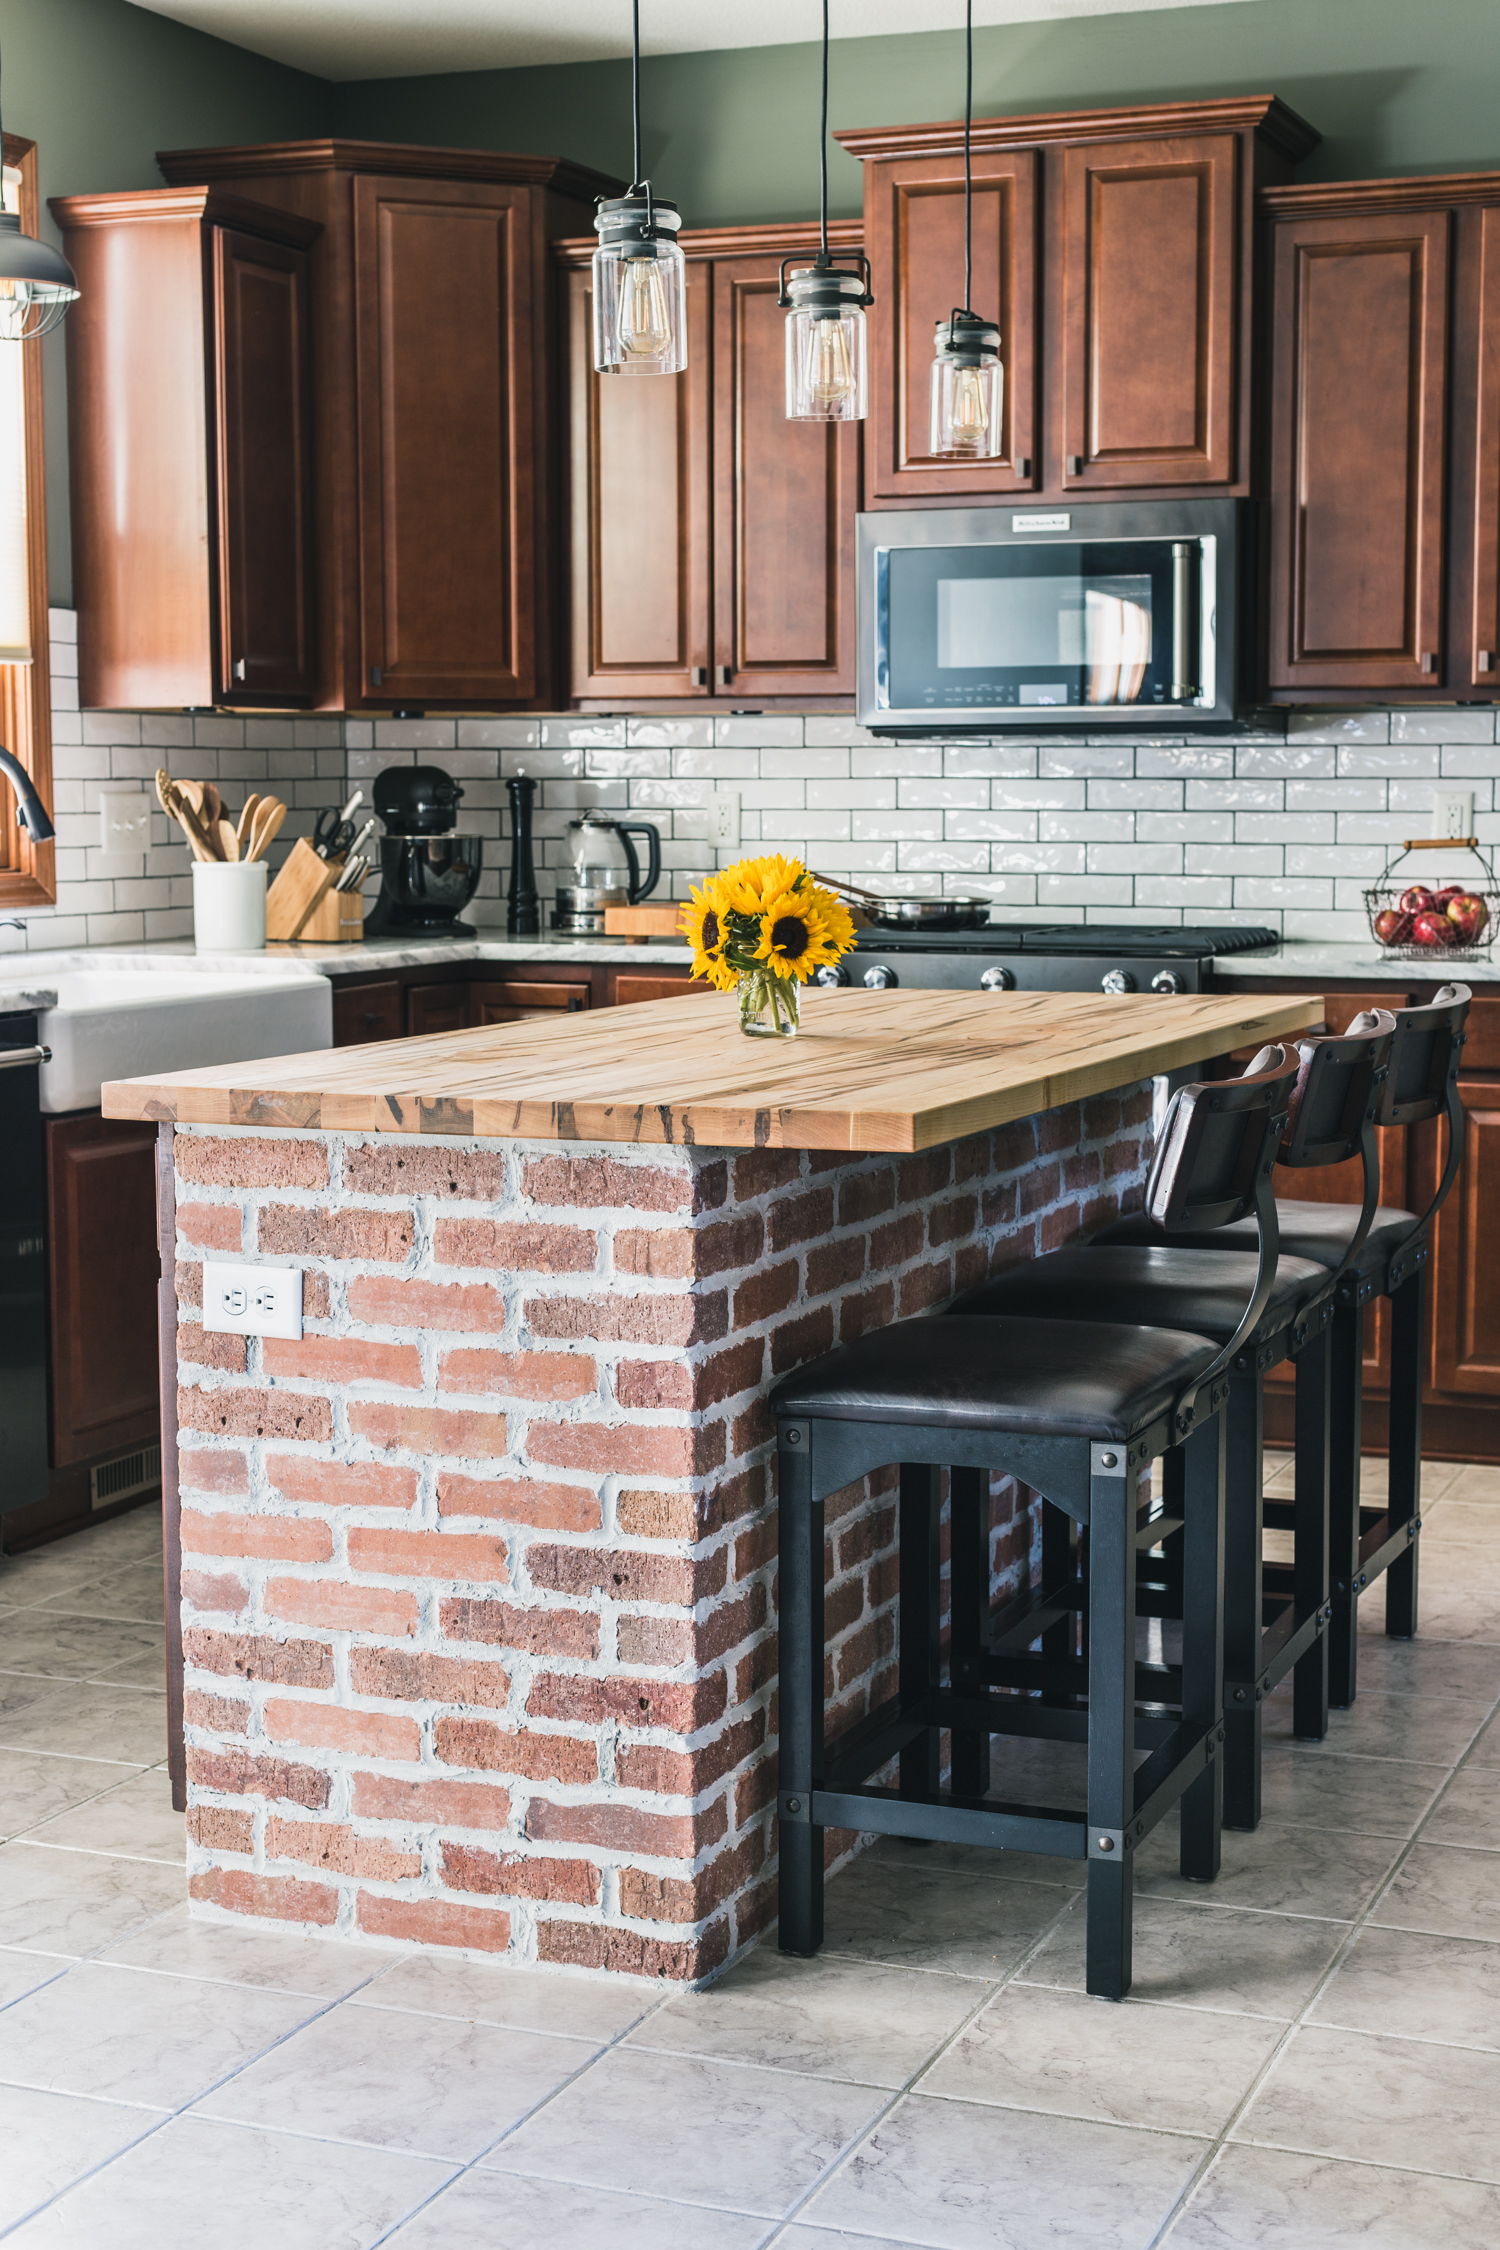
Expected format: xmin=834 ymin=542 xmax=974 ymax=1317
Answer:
xmin=1433 ymin=885 xmax=1466 ymax=908
xmin=1398 ymin=884 xmax=1438 ymax=915
xmin=1445 ymin=891 xmax=1490 ymax=945
xmin=1410 ymin=908 xmax=1454 ymax=947
xmin=1373 ymin=907 xmax=1413 ymax=946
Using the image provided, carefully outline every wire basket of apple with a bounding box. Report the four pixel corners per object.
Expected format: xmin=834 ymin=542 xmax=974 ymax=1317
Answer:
xmin=1365 ymin=837 xmax=1497 ymax=959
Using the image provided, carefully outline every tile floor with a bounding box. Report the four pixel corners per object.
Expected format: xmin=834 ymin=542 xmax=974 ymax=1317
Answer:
xmin=0 ymin=1458 xmax=1498 ymax=2246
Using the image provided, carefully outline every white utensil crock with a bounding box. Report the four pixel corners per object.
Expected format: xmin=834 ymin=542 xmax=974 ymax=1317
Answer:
xmin=193 ymin=859 xmax=267 ymax=952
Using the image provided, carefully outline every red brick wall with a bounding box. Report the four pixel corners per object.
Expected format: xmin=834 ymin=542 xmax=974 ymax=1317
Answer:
xmin=174 ymin=1086 xmax=1151 ymax=1979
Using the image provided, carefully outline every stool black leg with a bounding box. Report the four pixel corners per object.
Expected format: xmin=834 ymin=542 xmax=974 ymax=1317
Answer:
xmin=1221 ymin=1367 xmax=1263 ymax=1830
xmin=777 ymin=1435 xmax=824 ymax=1956
xmin=1386 ymin=1267 xmax=1425 ymax=1640
xmin=949 ymin=1466 xmax=991 ymax=1797
xmin=1293 ymin=1324 xmax=1332 ymax=1741
xmin=1040 ymin=1498 xmax=1075 ymax=1676
xmin=1179 ymin=1411 xmax=1227 ymax=1882
xmin=1085 ymin=1455 xmax=1134 ymax=2001
xmin=900 ymin=1464 xmax=942 ymax=1799
xmin=1328 ymin=1291 xmax=1364 ymax=1708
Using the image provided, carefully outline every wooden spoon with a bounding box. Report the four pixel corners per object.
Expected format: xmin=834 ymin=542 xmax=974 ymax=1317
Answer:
xmin=216 ymin=817 xmax=239 ymax=862
xmin=161 ymin=780 xmax=215 ymax=862
xmin=236 ymin=793 xmax=262 ymax=853
xmin=247 ymin=798 xmax=286 ymax=863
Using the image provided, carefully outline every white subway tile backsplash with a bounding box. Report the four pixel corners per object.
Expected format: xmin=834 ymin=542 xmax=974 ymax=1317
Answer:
xmin=1393 ymin=710 xmax=1496 ymax=744
xmin=1288 ymin=711 xmax=1391 ymax=743
xmin=1337 ymin=744 xmax=1441 ymax=776
xmin=898 ymin=779 xmax=990 ymax=808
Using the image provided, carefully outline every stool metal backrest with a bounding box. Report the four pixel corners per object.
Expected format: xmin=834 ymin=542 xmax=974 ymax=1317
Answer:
xmin=1380 ymin=984 xmax=1471 ymax=1283
xmin=1278 ymin=1008 xmax=1396 ymax=1287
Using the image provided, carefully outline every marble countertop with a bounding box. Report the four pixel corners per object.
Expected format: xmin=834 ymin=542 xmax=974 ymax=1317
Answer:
xmin=1207 ymin=943 xmax=1496 ymax=984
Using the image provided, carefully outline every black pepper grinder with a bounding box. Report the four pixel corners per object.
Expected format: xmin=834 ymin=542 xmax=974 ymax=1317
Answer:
xmin=505 ymin=773 xmax=539 ymax=936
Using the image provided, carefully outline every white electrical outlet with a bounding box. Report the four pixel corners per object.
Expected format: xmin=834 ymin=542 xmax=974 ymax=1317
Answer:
xmin=709 ymin=792 xmax=741 ymax=848
xmin=98 ymin=789 xmax=151 ymax=857
xmin=1433 ymin=788 xmax=1475 ymax=839
xmin=202 ymin=1261 xmax=304 ymax=1341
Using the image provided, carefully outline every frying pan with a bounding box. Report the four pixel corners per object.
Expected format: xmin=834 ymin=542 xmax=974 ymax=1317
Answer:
xmin=810 ymin=871 xmax=994 ymax=932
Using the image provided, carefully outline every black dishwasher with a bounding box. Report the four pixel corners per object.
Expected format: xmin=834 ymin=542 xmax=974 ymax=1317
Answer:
xmin=0 ymin=1010 xmax=48 ymax=1518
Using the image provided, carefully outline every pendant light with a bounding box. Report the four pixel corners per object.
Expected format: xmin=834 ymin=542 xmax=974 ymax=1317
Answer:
xmin=930 ymin=0 xmax=1002 ymax=459
xmin=780 ymin=0 xmax=872 ymax=422
xmin=592 ymin=0 xmax=686 ymax=375
xmin=0 ymin=48 xmax=78 ymax=345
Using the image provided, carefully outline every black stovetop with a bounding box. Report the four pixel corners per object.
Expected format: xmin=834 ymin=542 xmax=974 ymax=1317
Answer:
xmin=851 ymin=923 xmax=1279 ymax=959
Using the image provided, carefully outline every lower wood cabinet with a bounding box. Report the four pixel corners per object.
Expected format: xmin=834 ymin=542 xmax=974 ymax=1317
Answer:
xmin=332 ymin=980 xmax=402 ymax=1046
xmin=610 ymin=972 xmax=713 ymax=1007
xmin=1427 ymin=1078 xmax=1500 ymax=1396
xmin=331 ymin=961 xmax=700 ymax=1045
xmin=471 ymin=978 xmax=590 ymax=1024
xmin=46 ymin=1115 xmax=161 ymax=1469
xmin=405 ymin=981 xmax=471 ymax=1038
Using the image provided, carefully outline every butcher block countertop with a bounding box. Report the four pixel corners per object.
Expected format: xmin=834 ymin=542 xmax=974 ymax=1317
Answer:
xmin=100 ymin=987 xmax=1325 ymax=1154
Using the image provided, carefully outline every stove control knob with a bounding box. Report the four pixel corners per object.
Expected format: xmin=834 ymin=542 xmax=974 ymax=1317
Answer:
xmin=1151 ymin=969 xmax=1188 ymax=996
xmin=813 ymin=962 xmax=849 ymax=988
xmin=1101 ymin=969 xmax=1137 ymax=995
xmin=980 ymin=966 xmax=1016 ymax=991
xmin=863 ymin=965 xmax=898 ymax=990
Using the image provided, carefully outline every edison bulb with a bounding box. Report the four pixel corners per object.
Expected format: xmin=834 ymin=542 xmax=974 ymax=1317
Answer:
xmin=948 ymin=366 xmax=991 ymax=447
xmin=620 ymin=256 xmax=672 ymax=360
xmin=806 ymin=318 xmax=855 ymax=409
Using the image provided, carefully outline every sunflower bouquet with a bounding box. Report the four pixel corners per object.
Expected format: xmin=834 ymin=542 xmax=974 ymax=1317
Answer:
xmin=679 ymin=854 xmax=857 ymax=1038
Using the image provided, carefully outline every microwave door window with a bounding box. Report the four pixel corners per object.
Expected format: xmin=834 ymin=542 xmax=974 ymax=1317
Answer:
xmin=1083 ymin=578 xmax=1153 ymax=705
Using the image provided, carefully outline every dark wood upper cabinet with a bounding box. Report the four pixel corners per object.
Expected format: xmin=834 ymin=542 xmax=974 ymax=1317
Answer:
xmin=855 ymin=143 xmax=1037 ymax=499
xmin=47 ymin=1115 xmax=161 ymax=1470
xmin=1265 ymin=199 xmax=1450 ymax=695
xmin=54 ymin=188 xmax=320 ymax=711
xmin=1060 ymin=134 xmax=1237 ymax=490
xmin=559 ymin=219 xmax=860 ymax=704
xmin=1427 ymin=1078 xmax=1500 ymax=1398
xmin=565 ymin=258 xmax=713 ymax=701
xmin=151 ymin=142 xmax=617 ymax=711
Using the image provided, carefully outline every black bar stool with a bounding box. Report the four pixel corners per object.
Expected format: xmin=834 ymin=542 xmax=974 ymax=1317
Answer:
xmin=771 ymin=1045 xmax=1299 ymax=2001
xmin=1095 ymin=985 xmax=1469 ymax=1707
xmin=949 ymin=1013 xmax=1395 ymax=1830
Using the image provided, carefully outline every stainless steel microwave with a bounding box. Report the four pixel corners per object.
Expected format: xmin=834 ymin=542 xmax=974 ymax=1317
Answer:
xmin=857 ymin=498 xmax=1244 ymax=734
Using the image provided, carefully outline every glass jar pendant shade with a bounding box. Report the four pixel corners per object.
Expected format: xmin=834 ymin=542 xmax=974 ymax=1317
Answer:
xmin=931 ymin=0 xmax=1003 ymax=461
xmin=782 ymin=0 xmax=871 ymax=422
xmin=591 ymin=4 xmax=686 ymax=376
xmin=931 ymin=312 xmax=1003 ymax=458
xmin=0 ymin=173 xmax=33 ymax=662
xmin=0 ymin=43 xmax=78 ymax=346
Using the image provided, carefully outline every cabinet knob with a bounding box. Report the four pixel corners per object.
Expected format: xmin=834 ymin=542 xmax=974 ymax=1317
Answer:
xmin=1479 ymin=651 xmax=1493 ymax=673
xmin=690 ymin=666 xmax=707 ymax=687
xmin=232 ymin=657 xmax=246 ymax=683
xmin=716 ymin=665 xmax=732 ymax=688
xmin=1420 ymin=652 xmax=1437 ymax=674
xmin=368 ymin=666 xmax=383 ymax=689
xmin=1066 ymin=455 xmax=1084 ymax=476
xmin=1015 ymin=457 xmax=1031 ymax=479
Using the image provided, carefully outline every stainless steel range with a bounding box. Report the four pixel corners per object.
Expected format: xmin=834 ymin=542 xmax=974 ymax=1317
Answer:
xmin=816 ymin=923 xmax=1278 ymax=995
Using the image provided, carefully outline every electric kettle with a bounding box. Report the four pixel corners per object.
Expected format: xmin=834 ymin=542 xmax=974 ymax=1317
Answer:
xmin=554 ymin=812 xmax=662 ymax=934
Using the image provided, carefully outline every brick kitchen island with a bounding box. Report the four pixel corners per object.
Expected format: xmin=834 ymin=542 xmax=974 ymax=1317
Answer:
xmin=104 ymin=986 xmax=1320 ymax=1983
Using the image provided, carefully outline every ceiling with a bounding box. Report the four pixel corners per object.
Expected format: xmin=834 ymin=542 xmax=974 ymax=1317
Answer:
xmin=125 ymin=0 xmax=1249 ymax=83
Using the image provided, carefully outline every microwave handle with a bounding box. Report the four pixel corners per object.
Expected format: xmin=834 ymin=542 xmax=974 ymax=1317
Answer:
xmin=1170 ymin=541 xmax=1200 ymax=704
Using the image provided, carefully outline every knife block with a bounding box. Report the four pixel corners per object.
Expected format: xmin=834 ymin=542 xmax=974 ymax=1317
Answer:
xmin=265 ymin=837 xmax=364 ymax=943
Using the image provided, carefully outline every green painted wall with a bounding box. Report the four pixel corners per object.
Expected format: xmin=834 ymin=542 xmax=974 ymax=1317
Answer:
xmin=334 ymin=0 xmax=1500 ymax=229
xmin=6 ymin=0 xmax=326 ymax=600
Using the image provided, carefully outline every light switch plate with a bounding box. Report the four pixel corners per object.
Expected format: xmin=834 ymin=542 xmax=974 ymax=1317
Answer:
xmin=709 ymin=791 xmax=741 ymax=848
xmin=98 ymin=788 xmax=151 ymax=857
xmin=1433 ymin=787 xmax=1475 ymax=839
xmin=202 ymin=1260 xmax=304 ymax=1341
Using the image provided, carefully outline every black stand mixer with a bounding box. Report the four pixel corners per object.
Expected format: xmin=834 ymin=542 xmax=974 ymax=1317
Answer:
xmin=364 ymin=766 xmax=483 ymax=938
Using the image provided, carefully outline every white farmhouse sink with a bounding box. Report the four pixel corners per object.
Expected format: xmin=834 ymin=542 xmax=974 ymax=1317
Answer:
xmin=1 ymin=956 xmax=333 ymax=1113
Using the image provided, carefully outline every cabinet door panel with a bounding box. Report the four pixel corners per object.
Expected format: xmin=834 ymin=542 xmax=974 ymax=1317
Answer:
xmin=405 ymin=981 xmax=471 ymax=1038
xmin=354 ymin=177 xmax=532 ymax=704
xmin=1467 ymin=205 xmax=1500 ymax=690
xmin=332 ymin=980 xmax=402 ymax=1046
xmin=1062 ymin=136 xmax=1236 ymax=489
xmin=1268 ymin=209 xmax=1449 ymax=691
xmin=47 ymin=1117 xmax=160 ymax=1468
xmin=214 ymin=228 xmax=316 ymax=703
xmin=471 ymin=979 xmax=590 ymax=1024
xmin=713 ymin=257 xmax=859 ymax=697
xmin=866 ymin=149 xmax=1036 ymax=499
xmin=1427 ymin=1078 xmax=1500 ymax=1396
xmin=566 ymin=262 xmax=712 ymax=698
xmin=610 ymin=971 xmax=712 ymax=1006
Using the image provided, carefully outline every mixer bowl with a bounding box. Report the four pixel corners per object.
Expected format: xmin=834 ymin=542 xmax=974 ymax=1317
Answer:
xmin=376 ymin=833 xmax=483 ymax=929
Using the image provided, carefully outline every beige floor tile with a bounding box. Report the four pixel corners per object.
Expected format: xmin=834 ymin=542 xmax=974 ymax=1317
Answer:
xmin=385 ymin=2170 xmax=768 ymax=2250
xmin=1343 ymin=1635 xmax=1500 ymax=1701
xmin=1419 ymin=1766 xmax=1500 ymax=1851
xmin=1261 ymin=1682 xmax=1491 ymax=1764
xmin=1372 ymin=1842 xmax=1500 ymax=1943
xmin=1467 ymin=1713 xmax=1500 ymax=1764
xmin=630 ymin=1946 xmax=981 ymax=2088
xmin=0 ymin=1841 xmax=182 ymax=1957
xmin=916 ymin=1982 xmax=1280 ymax=2136
xmin=26 ymin=1768 xmax=185 ymax=1863
xmin=0 ymin=1749 xmax=134 ymax=1842
xmin=36 ymin=1563 xmax=164 ymax=1625
xmin=0 ymin=1677 xmax=69 ymax=1723
xmin=7 ymin=2114 xmax=451 ymax=2249
xmin=357 ymin=1951 xmax=652 ymax=2043
xmin=98 ymin=1905 xmax=381 ymax=1998
xmin=198 ymin=2000 xmax=611 ymax=2164
xmin=1422 ymin=1501 xmax=1500 ymax=1545
xmin=0 ymin=1958 xmax=321 ymax=2108
xmin=802 ymin=2090 xmax=1205 ymax=2250
xmin=1133 ymin=1819 xmax=1400 ymax=1920
xmin=1018 ymin=1892 xmax=1346 ymax=2020
xmin=0 ymin=2084 xmax=159 ymax=2233
xmin=1256 ymin=1746 xmax=1447 ymax=1837
xmin=1311 ymin=1924 xmax=1500 ymax=2050
xmin=1443 ymin=1464 xmax=1500 ymax=1506
xmin=1391 ymin=1552 xmax=1500 ymax=1645
xmin=483 ymin=2046 xmax=886 ymax=2218
xmin=0 ymin=1682 xmax=170 ymax=1766
xmin=822 ymin=1852 xmax=1073 ymax=1979
xmin=0 ymin=1615 xmax=162 ymax=1682
xmin=1235 ymin=2021 xmax=1500 ymax=2182
xmin=0 ymin=1947 xmax=69 ymax=2009
xmin=1170 ymin=2141 xmax=1500 ymax=2248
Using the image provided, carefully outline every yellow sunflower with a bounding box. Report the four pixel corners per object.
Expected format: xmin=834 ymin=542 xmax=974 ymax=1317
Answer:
xmin=720 ymin=853 xmax=808 ymax=915
xmin=754 ymin=886 xmax=842 ymax=981
xmin=680 ymin=880 xmax=738 ymax=990
xmin=801 ymin=880 xmax=857 ymax=957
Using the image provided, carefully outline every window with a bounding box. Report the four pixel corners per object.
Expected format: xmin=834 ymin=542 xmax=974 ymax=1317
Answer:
xmin=0 ymin=133 xmax=53 ymax=907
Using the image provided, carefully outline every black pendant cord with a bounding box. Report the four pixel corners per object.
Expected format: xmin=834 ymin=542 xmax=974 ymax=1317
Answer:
xmin=961 ymin=0 xmax=973 ymax=322
xmin=818 ymin=0 xmax=830 ymax=265
xmin=631 ymin=0 xmax=642 ymax=191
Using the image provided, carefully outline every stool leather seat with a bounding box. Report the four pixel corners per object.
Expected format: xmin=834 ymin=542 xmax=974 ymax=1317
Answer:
xmin=771 ymin=1314 xmax=1219 ymax=1441
xmin=1092 ymin=1204 xmax=1415 ymax=1276
xmin=949 ymin=1244 xmax=1332 ymax=1342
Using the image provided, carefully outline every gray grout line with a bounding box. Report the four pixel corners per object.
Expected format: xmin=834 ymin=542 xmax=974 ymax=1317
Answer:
xmin=1148 ymin=1655 xmax=1500 ymax=2246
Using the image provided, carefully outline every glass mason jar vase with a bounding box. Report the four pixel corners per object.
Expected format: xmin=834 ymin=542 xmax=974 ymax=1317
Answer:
xmin=737 ymin=966 xmax=800 ymax=1039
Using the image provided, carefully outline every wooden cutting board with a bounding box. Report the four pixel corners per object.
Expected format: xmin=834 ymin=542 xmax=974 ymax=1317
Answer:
xmin=101 ymin=987 xmax=1324 ymax=1153
xmin=602 ymin=904 xmax=686 ymax=938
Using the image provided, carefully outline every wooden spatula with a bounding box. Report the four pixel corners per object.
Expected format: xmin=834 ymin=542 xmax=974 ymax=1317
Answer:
xmin=216 ymin=817 xmax=239 ymax=862
xmin=236 ymin=793 xmax=262 ymax=853
xmin=246 ymin=798 xmax=287 ymax=863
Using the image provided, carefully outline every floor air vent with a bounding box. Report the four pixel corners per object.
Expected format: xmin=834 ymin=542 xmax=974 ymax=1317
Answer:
xmin=90 ymin=1443 xmax=162 ymax=1510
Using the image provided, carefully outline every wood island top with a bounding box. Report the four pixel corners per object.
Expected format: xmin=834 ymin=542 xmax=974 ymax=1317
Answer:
xmin=101 ymin=987 xmax=1326 ymax=1154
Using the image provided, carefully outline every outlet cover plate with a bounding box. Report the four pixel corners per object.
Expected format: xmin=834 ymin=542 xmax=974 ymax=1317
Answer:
xmin=98 ymin=788 xmax=151 ymax=857
xmin=202 ymin=1261 xmax=303 ymax=1341
xmin=709 ymin=792 xmax=741 ymax=848
xmin=1433 ymin=788 xmax=1475 ymax=840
